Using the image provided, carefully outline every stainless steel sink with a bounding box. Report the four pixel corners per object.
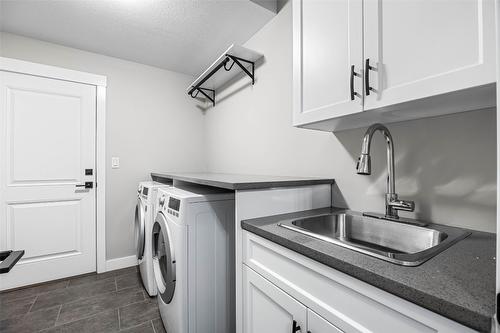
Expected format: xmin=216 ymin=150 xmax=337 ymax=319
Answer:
xmin=278 ymin=211 xmax=470 ymax=266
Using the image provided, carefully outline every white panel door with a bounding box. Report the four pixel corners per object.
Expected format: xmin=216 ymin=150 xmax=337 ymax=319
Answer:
xmin=364 ymin=0 xmax=496 ymax=110
xmin=0 ymin=71 xmax=96 ymax=290
xmin=243 ymin=265 xmax=307 ymax=333
xmin=292 ymin=0 xmax=363 ymax=126
xmin=307 ymin=309 xmax=344 ymax=333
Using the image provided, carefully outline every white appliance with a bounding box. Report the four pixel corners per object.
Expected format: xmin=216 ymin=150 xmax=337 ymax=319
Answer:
xmin=135 ymin=181 xmax=171 ymax=296
xmin=152 ymin=186 xmax=235 ymax=333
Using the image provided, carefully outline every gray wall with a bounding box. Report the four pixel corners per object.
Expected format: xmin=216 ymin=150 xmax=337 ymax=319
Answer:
xmin=1 ymin=0 xmax=496 ymax=265
xmin=204 ymin=1 xmax=497 ymax=232
xmin=0 ymin=32 xmax=207 ymax=259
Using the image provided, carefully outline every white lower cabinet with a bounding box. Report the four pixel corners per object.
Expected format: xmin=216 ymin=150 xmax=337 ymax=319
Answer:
xmin=243 ymin=265 xmax=342 ymax=333
xmin=242 ymin=231 xmax=476 ymax=333
xmin=243 ymin=265 xmax=307 ymax=333
xmin=308 ymin=309 xmax=343 ymax=333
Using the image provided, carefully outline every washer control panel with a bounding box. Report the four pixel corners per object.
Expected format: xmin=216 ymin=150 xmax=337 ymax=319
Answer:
xmin=166 ymin=197 xmax=180 ymax=217
xmin=138 ymin=184 xmax=151 ymax=201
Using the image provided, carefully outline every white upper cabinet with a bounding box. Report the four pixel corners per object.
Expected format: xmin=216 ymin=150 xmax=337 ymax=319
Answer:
xmin=293 ymin=0 xmax=496 ymax=131
xmin=293 ymin=0 xmax=363 ymax=126
xmin=363 ymin=0 xmax=496 ymax=110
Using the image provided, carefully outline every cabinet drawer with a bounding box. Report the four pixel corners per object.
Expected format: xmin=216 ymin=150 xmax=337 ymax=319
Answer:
xmin=308 ymin=308 xmax=344 ymax=333
xmin=242 ymin=231 xmax=475 ymax=333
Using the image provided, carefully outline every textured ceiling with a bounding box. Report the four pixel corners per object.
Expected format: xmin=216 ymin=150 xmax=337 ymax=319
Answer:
xmin=0 ymin=0 xmax=276 ymax=75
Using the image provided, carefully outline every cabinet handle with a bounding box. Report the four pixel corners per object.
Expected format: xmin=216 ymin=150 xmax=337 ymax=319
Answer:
xmin=292 ymin=320 xmax=301 ymax=332
xmin=365 ymin=58 xmax=375 ymax=96
xmin=350 ymin=65 xmax=361 ymax=100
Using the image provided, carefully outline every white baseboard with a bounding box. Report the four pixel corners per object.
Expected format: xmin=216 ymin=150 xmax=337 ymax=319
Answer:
xmin=105 ymin=255 xmax=138 ymax=272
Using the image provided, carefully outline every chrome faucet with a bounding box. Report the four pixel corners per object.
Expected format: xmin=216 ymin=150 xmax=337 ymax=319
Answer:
xmin=356 ymin=123 xmax=420 ymax=224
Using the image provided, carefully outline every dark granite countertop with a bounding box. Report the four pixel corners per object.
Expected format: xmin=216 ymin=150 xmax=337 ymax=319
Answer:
xmin=242 ymin=207 xmax=496 ymax=332
xmin=151 ymin=172 xmax=334 ymax=190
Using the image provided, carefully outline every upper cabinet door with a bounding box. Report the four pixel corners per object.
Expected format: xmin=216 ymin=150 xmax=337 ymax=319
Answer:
xmin=293 ymin=0 xmax=363 ymax=126
xmin=363 ymin=0 xmax=496 ymax=110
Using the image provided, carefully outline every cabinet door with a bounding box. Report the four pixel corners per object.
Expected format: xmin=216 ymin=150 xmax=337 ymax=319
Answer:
xmin=243 ymin=265 xmax=307 ymax=333
xmin=364 ymin=0 xmax=496 ymax=110
xmin=307 ymin=309 xmax=344 ymax=333
xmin=292 ymin=0 xmax=363 ymax=126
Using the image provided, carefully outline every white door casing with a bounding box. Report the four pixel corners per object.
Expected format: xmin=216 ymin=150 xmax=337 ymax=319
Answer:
xmin=292 ymin=0 xmax=364 ymax=126
xmin=495 ymin=0 xmax=499 ymax=331
xmin=0 ymin=70 xmax=98 ymax=289
xmin=363 ymin=0 xmax=496 ymax=110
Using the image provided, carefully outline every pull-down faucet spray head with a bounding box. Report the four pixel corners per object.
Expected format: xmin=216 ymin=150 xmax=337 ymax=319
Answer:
xmin=356 ymin=154 xmax=371 ymax=175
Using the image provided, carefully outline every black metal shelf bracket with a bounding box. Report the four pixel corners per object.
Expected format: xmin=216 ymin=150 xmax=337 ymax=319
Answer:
xmin=224 ymin=54 xmax=255 ymax=85
xmin=189 ymin=87 xmax=216 ymax=106
xmin=187 ymin=53 xmax=256 ymax=107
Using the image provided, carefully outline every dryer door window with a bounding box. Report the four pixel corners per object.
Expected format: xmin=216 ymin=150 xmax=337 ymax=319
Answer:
xmin=135 ymin=198 xmax=146 ymax=260
xmin=152 ymin=213 xmax=176 ymax=304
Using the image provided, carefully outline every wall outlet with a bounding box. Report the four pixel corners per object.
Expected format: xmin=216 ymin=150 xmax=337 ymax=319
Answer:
xmin=111 ymin=157 xmax=120 ymax=169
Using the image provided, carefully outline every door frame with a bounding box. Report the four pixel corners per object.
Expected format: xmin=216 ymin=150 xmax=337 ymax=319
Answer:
xmin=495 ymin=0 xmax=499 ymax=330
xmin=0 ymin=56 xmax=108 ymax=273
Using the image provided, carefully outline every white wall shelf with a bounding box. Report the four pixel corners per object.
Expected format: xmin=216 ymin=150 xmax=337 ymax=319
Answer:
xmin=187 ymin=44 xmax=263 ymax=106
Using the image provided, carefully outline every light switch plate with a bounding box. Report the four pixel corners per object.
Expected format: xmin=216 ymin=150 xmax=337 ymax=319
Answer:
xmin=111 ymin=157 xmax=120 ymax=169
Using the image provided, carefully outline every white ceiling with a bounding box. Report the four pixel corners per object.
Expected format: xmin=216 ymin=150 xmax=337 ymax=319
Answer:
xmin=0 ymin=0 xmax=277 ymax=76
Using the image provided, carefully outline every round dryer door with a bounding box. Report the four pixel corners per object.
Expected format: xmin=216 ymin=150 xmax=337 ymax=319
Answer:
xmin=152 ymin=213 xmax=176 ymax=304
xmin=134 ymin=198 xmax=146 ymax=260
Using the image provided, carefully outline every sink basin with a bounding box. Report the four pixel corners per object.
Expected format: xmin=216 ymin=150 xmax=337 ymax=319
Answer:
xmin=278 ymin=211 xmax=470 ymax=266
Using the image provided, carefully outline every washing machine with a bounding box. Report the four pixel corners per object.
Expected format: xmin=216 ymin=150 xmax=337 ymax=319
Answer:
xmin=152 ymin=186 xmax=235 ymax=333
xmin=135 ymin=181 xmax=170 ymax=296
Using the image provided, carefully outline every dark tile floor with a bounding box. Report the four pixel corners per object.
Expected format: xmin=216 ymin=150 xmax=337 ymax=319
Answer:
xmin=0 ymin=266 xmax=166 ymax=333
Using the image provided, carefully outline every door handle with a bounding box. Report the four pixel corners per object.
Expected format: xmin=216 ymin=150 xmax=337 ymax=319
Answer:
xmin=350 ymin=65 xmax=361 ymax=100
xmin=76 ymin=182 xmax=93 ymax=189
xmin=365 ymin=58 xmax=375 ymax=96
